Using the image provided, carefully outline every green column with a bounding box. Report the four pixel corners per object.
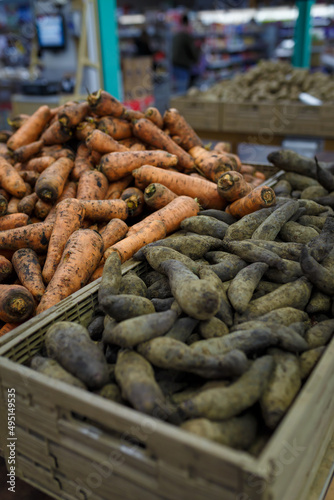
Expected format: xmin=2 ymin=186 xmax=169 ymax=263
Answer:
xmin=292 ymin=0 xmax=315 ymax=68
xmin=97 ymin=0 xmax=122 ymax=100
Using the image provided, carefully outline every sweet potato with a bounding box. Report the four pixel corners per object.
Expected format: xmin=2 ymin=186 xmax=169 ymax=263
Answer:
xmin=304 ymin=319 xmax=334 ymax=348
xmin=180 ymin=215 xmax=228 ymax=239
xmin=299 ymin=347 xmax=326 ymax=379
xmin=119 ymin=271 xmax=147 ymax=297
xmin=279 ymin=221 xmax=319 ymax=244
xmin=300 ymin=246 xmax=334 ymax=295
xmin=228 ymin=262 xmax=268 ymax=314
xmin=100 ymin=294 xmax=155 ymax=322
xmin=30 ymin=355 xmax=86 ymax=389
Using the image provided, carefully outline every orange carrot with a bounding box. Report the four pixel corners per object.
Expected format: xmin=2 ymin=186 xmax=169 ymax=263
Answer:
xmin=225 ymin=185 xmax=276 ymax=218
xmin=0 ymin=255 xmax=13 ymax=283
xmin=106 ymin=175 xmax=133 ymax=200
xmin=6 ymin=197 xmax=20 ymax=215
xmin=87 ymin=89 xmax=124 ymax=117
xmin=0 ymin=156 xmax=27 ymax=198
xmin=0 ymin=220 xmax=53 ymax=253
xmin=44 ymin=180 xmax=77 ymax=222
xmin=254 ymin=171 xmax=266 ymax=181
xmin=0 ymin=322 xmax=17 ymax=337
xmin=144 ymin=182 xmax=178 ymax=210
xmin=0 ymin=193 xmax=8 ymax=215
xmin=0 ymin=213 xmax=30 ymax=231
xmin=58 ymin=101 xmax=89 ymax=128
xmin=121 ymin=186 xmax=144 ymax=217
xmin=214 ymin=142 xmax=231 ymax=154
xmin=36 ymin=229 xmax=104 ymax=314
xmin=34 ymin=198 xmax=53 ymax=219
xmin=133 ymin=118 xmax=195 ymax=172
xmin=0 ymin=284 xmax=35 ymax=323
xmin=76 ymin=170 xmax=108 ymax=200
xmin=80 ymin=199 xmax=128 ymax=222
xmin=225 ymin=153 xmax=242 ymax=172
xmin=105 ymin=219 xmax=167 ymax=263
xmin=35 ymin=157 xmax=74 ymax=202
xmin=26 ymin=156 xmax=55 ymax=173
xmin=132 ymin=165 xmax=226 ymax=210
xmin=17 ymin=192 xmax=39 ymax=215
xmin=13 ymin=139 xmax=44 ymax=163
xmin=163 ymin=108 xmax=202 ymax=151
xmin=88 ymin=150 xmax=102 ymax=166
xmin=119 ymin=137 xmax=146 ymax=151
xmin=40 ymin=121 xmax=72 ymax=145
xmin=75 ymin=118 xmax=97 ymax=141
xmin=122 ymin=108 xmax=145 ymax=121
xmin=188 ymin=146 xmax=237 ymax=182
xmin=99 ymin=218 xmax=128 ymax=251
xmin=86 ymin=129 xmax=128 ymax=154
xmin=99 ymin=150 xmax=178 ymax=182
xmin=88 ymin=265 xmax=105 ymax=282
xmin=217 ymin=171 xmax=253 ymax=203
xmin=12 ymin=248 xmax=45 ymax=302
xmin=18 ymin=171 xmax=40 ymax=187
xmin=42 ymin=198 xmax=85 ymax=284
xmin=145 ymin=107 xmax=164 ymax=128
xmin=71 ymin=144 xmax=93 ymax=181
xmin=128 ymin=195 xmax=199 ymax=235
xmin=40 ymin=146 xmax=74 ymax=161
xmin=7 ymin=106 xmax=51 ymax=151
xmin=98 ymin=116 xmax=132 ymax=140
xmin=240 ymin=164 xmax=256 ymax=175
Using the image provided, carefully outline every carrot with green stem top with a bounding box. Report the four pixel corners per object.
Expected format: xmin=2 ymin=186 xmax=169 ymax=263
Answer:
xmin=0 ymin=156 xmax=27 ymax=198
xmin=76 ymin=169 xmax=108 ymax=200
xmin=35 ymin=157 xmax=73 ymax=203
xmin=132 ymin=165 xmax=226 ymax=210
xmin=105 ymin=219 xmax=167 ymax=263
xmin=133 ymin=118 xmax=195 ymax=172
xmin=217 ymin=171 xmax=253 ymax=203
xmin=12 ymin=248 xmax=45 ymax=303
xmin=106 ymin=175 xmax=133 ymax=199
xmin=42 ymin=198 xmax=86 ymax=284
xmin=226 ymin=185 xmax=276 ymax=218
xmin=163 ymin=108 xmax=203 ymax=151
xmin=40 ymin=121 xmax=72 ymax=145
xmin=98 ymin=116 xmax=132 ymax=140
xmin=144 ymin=183 xmax=178 ymax=210
xmin=189 ymin=146 xmax=237 ymax=182
xmin=79 ymin=199 xmax=128 ymax=222
xmin=121 ymin=187 xmax=144 ymax=217
xmin=128 ymin=195 xmax=200 ymax=235
xmin=58 ymin=101 xmax=89 ymax=128
xmin=99 ymin=150 xmax=178 ymax=182
xmin=86 ymin=129 xmax=128 ymax=154
xmin=0 ymin=284 xmax=35 ymax=323
xmin=7 ymin=114 xmax=30 ymax=131
xmin=36 ymin=229 xmax=104 ymax=314
xmin=87 ymin=89 xmax=125 ymax=117
xmin=145 ymin=107 xmax=164 ymax=129
xmin=75 ymin=118 xmax=97 ymax=141
xmin=7 ymin=105 xmax=51 ymax=151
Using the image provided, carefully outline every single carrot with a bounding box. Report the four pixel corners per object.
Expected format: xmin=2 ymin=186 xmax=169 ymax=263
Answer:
xmin=0 ymin=255 xmax=13 ymax=283
xmin=188 ymin=146 xmax=236 ymax=182
xmin=87 ymin=89 xmax=124 ymax=117
xmin=86 ymin=129 xmax=128 ymax=154
xmin=80 ymin=199 xmax=128 ymax=222
xmin=122 ymin=108 xmax=145 ymax=121
xmin=99 ymin=218 xmax=128 ymax=251
xmin=106 ymin=175 xmax=133 ymax=199
xmin=34 ymin=198 xmax=53 ymax=219
xmin=128 ymin=195 xmax=199 ymax=235
xmin=105 ymin=219 xmax=167 ymax=263
xmin=75 ymin=118 xmax=97 ymax=141
xmin=214 ymin=141 xmax=231 ymax=154
xmin=0 ymin=213 xmax=30 ymax=231
xmin=36 ymin=229 xmax=104 ymax=314
xmin=121 ymin=186 xmax=144 ymax=217
xmin=19 ymin=171 xmax=40 ymax=187
xmin=7 ymin=106 xmax=51 ymax=150
xmin=0 ymin=221 xmax=53 ymax=253
xmin=163 ymin=108 xmax=202 ymax=151
xmin=0 ymin=193 xmax=8 ymax=215
xmin=132 ymin=165 xmax=226 ymax=210
xmin=58 ymin=101 xmax=89 ymax=128
xmin=0 ymin=322 xmax=17 ymax=337
xmin=25 ymin=156 xmax=56 ymax=173
xmin=225 ymin=153 xmax=242 ymax=172
xmin=133 ymin=118 xmax=195 ymax=172
xmin=144 ymin=182 xmax=178 ymax=210
xmin=98 ymin=116 xmax=132 ymax=140
xmin=44 ymin=180 xmax=77 ymax=222
xmin=88 ymin=150 xmax=102 ymax=166
xmin=254 ymin=171 xmax=266 ymax=181
xmin=240 ymin=164 xmax=256 ymax=175
xmin=17 ymin=192 xmax=39 ymax=215
xmin=76 ymin=170 xmax=108 ymax=200
xmin=71 ymin=144 xmax=93 ymax=181
xmin=119 ymin=137 xmax=146 ymax=151
xmin=88 ymin=265 xmax=104 ymax=282
xmin=145 ymin=107 xmax=164 ymax=129
xmin=99 ymin=150 xmax=178 ymax=182
xmin=35 ymin=157 xmax=74 ymax=202
xmin=12 ymin=248 xmax=45 ymax=302
xmin=6 ymin=197 xmax=20 ymax=215
xmin=217 ymin=171 xmax=253 ymax=203
xmin=40 ymin=121 xmax=72 ymax=145
xmin=0 ymin=156 xmax=27 ymax=198
xmin=49 ymin=101 xmax=77 ymax=119
xmin=225 ymin=185 xmax=276 ymax=218
xmin=7 ymin=114 xmax=30 ymax=131
xmin=0 ymin=284 xmax=35 ymax=323
xmin=13 ymin=139 xmax=44 ymax=163
xmin=42 ymin=198 xmax=86 ymax=284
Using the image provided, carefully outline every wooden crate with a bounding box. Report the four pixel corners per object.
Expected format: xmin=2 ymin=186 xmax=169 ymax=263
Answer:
xmin=170 ymin=96 xmax=222 ymax=131
xmin=0 ymin=260 xmax=333 ymax=500
xmin=221 ymin=101 xmax=334 ymax=139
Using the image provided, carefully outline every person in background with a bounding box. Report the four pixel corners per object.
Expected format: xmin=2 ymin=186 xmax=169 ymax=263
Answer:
xmin=172 ymin=13 xmax=199 ymax=95
xmin=135 ymin=29 xmax=153 ymax=57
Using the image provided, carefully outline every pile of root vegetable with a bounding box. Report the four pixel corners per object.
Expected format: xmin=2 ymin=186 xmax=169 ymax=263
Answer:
xmin=187 ymin=60 xmax=334 ymax=103
xmin=0 ymin=91 xmax=270 ymax=334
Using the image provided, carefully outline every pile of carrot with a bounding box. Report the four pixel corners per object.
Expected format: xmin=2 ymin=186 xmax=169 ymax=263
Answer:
xmin=0 ymin=90 xmax=272 ymax=333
